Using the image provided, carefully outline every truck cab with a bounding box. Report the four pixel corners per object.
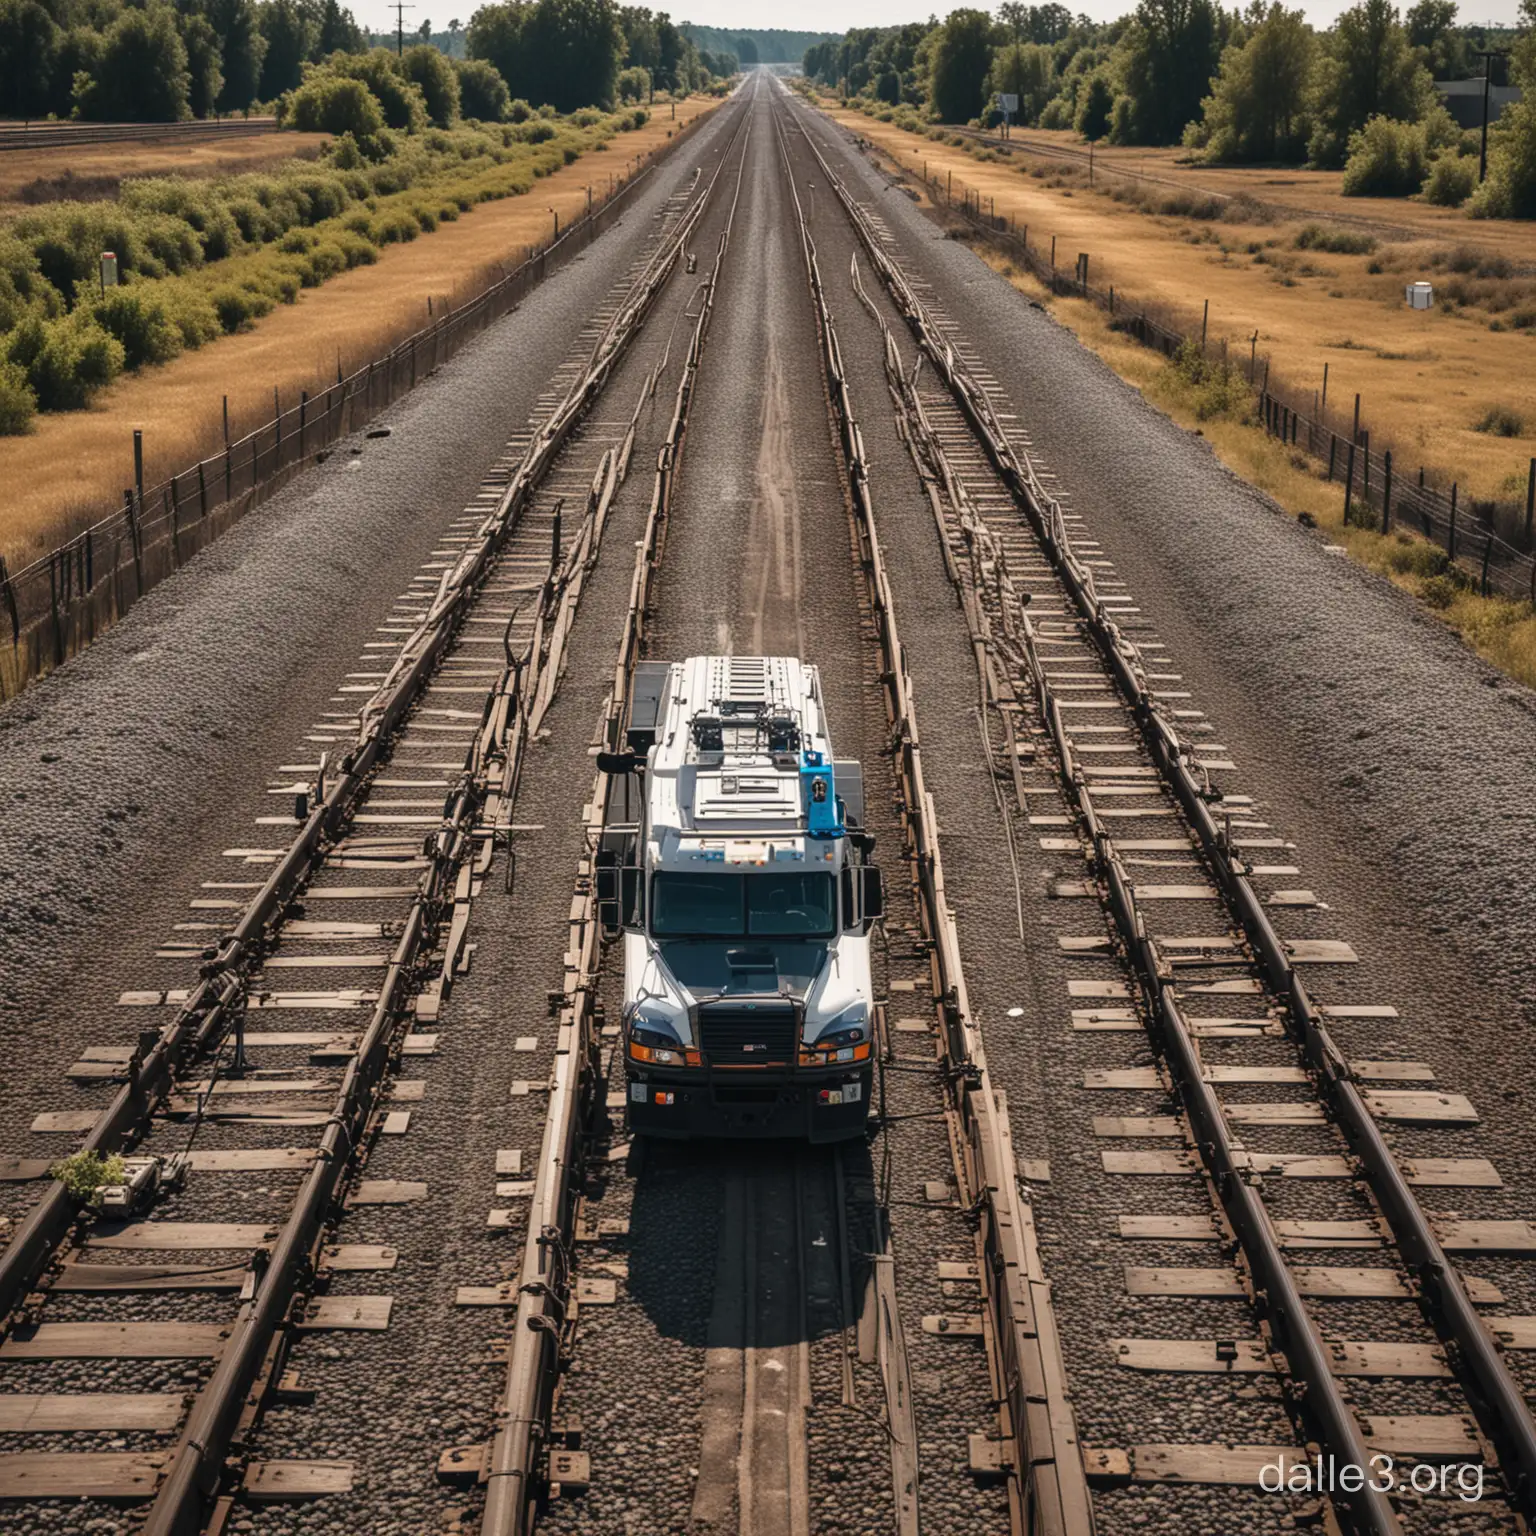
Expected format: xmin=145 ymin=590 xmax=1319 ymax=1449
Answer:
xmin=597 ymin=656 xmax=882 ymax=1142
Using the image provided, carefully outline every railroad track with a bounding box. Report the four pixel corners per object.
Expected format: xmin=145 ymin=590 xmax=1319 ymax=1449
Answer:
xmin=785 ymin=83 xmax=1536 ymax=1536
xmin=0 ymin=118 xmax=280 ymax=152
xmin=490 ymin=81 xmax=1071 ymax=1536
xmin=0 ymin=95 xmax=752 ymax=1533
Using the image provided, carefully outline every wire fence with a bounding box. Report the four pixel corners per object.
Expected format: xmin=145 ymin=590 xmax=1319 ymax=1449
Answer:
xmin=912 ymin=161 xmax=1536 ymax=607
xmin=0 ymin=107 xmax=714 ymax=701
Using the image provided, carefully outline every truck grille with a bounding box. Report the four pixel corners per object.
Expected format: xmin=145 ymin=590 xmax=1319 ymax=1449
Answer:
xmin=696 ymin=1003 xmax=798 ymax=1067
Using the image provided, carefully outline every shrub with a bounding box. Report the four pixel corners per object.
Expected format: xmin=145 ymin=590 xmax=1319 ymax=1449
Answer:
xmin=208 ymin=283 xmax=261 ymax=332
xmin=50 ymin=1150 xmax=127 ymax=1202
xmin=323 ymin=49 xmax=429 ymax=134
xmin=1475 ymin=406 xmax=1524 ymax=438
xmin=1294 ymin=222 xmax=1376 ymax=255
xmin=412 ymin=204 xmax=438 ymax=232
xmin=401 ymin=43 xmax=459 ymax=127
xmin=372 ymin=207 xmax=420 ymax=243
xmin=90 ymin=285 xmax=181 ymax=369
xmin=1420 ymin=574 xmax=1458 ymax=608
xmin=1166 ymin=339 xmax=1253 ymax=421
xmin=8 ymin=313 xmax=124 ymax=410
xmin=506 ymin=96 xmax=532 ymax=122
xmin=1341 ymin=114 xmax=1437 ymax=198
xmin=1422 ymin=151 xmax=1476 ymax=207
xmin=455 ymin=58 xmax=509 ymax=122
xmin=0 ymin=360 xmax=37 ymax=434
xmin=617 ymin=65 xmax=649 ymax=103
xmin=518 ymin=118 xmax=556 ymax=143
xmin=288 ymin=73 xmax=385 ymax=138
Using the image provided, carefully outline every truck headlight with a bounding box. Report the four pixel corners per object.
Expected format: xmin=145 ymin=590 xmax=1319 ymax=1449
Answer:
xmin=629 ymin=1017 xmax=689 ymax=1068
xmin=807 ymin=1006 xmax=871 ymax=1063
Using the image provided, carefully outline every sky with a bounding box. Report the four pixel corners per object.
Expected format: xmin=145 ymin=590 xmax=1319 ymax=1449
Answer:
xmin=353 ymin=0 xmax=1527 ymax=42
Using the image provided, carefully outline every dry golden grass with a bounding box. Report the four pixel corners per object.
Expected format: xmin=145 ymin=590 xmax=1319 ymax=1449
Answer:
xmin=831 ymin=106 xmax=1536 ymax=506
xmin=0 ymin=131 xmax=328 ymax=208
xmin=977 ymin=246 xmax=1536 ymax=691
xmin=0 ymin=99 xmax=717 ymax=564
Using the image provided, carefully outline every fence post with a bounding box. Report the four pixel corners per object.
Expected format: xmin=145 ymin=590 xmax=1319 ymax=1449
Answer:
xmin=1352 ymin=393 xmax=1361 ymax=442
xmin=1361 ymin=430 xmax=1370 ymax=507
xmin=1481 ymin=531 xmax=1493 ymax=595
xmin=299 ymin=390 xmax=308 ymax=459
xmin=1526 ymin=458 xmax=1534 ymax=546
xmin=1449 ymin=482 xmax=1458 ymax=560
xmin=1343 ymin=440 xmax=1356 ymax=522
xmin=133 ymin=430 xmax=144 ymax=510
xmin=1327 ymin=436 xmax=1336 ymax=481
xmin=124 ymin=488 xmax=142 ymax=596
xmin=1382 ymin=450 xmax=1392 ymax=534
xmin=1321 ymin=361 xmax=1328 ymax=416
xmin=273 ymin=386 xmax=281 ymax=471
xmin=223 ymin=396 xmax=231 ymax=501
xmin=166 ymin=483 xmax=178 ymax=567
xmin=0 ymin=554 xmax=18 ymax=646
xmin=1201 ymin=299 xmax=1208 ymax=354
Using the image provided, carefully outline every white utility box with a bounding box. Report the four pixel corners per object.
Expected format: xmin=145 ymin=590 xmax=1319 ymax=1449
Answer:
xmin=1406 ymin=281 xmax=1433 ymax=309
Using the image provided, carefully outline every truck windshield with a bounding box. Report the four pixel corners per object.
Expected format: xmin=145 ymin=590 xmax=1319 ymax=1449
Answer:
xmin=651 ymin=872 xmax=836 ymax=938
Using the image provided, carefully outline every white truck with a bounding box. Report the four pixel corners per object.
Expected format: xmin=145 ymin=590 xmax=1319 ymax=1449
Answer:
xmin=597 ymin=656 xmax=883 ymax=1141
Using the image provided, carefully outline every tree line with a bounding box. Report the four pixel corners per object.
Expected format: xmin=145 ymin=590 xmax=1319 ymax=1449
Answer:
xmin=805 ymin=0 xmax=1536 ymax=216
xmin=0 ymin=0 xmax=742 ymax=124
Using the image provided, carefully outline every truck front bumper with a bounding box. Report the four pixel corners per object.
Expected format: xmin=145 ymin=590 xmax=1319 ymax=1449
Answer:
xmin=625 ymin=1066 xmax=871 ymax=1142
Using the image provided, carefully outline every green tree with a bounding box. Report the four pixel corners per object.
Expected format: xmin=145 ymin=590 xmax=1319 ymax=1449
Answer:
xmin=1404 ymin=0 xmax=1464 ymax=78
xmin=257 ymin=0 xmax=316 ymax=97
xmin=734 ymin=32 xmax=756 ymax=64
xmin=208 ymin=0 xmax=266 ymax=111
xmin=1117 ymin=0 xmax=1224 ymax=144
xmin=619 ymin=5 xmax=658 ymax=72
xmin=1309 ymin=0 xmax=1434 ymax=166
xmin=78 ymin=2 xmax=191 ymax=120
xmin=453 ymin=53 xmax=507 ymax=116
xmin=927 ymin=8 xmax=996 ymax=121
xmin=989 ymin=38 xmax=1053 ymax=121
xmin=316 ymin=0 xmax=362 ymax=54
xmin=49 ymin=23 xmax=102 ymax=115
xmin=401 ymin=40 xmax=457 ymax=122
xmin=179 ymin=11 xmax=224 ymax=116
xmin=0 ymin=0 xmax=59 ymax=117
xmin=1189 ymin=2 xmax=1315 ymax=161
xmin=1075 ymin=70 xmax=1114 ymax=136
xmin=1469 ymin=31 xmax=1536 ymax=216
xmin=469 ymin=0 xmax=624 ymax=108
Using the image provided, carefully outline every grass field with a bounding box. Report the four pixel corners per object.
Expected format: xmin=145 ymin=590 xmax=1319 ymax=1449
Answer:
xmin=845 ymin=115 xmax=1536 ymax=689
xmin=0 ymin=99 xmax=717 ymax=564
xmin=828 ymin=103 xmax=1536 ymax=508
xmin=0 ymin=131 xmax=329 ymax=209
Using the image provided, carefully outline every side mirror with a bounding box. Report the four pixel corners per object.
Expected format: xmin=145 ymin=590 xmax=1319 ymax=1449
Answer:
xmin=860 ymin=866 xmax=884 ymax=926
xmin=597 ymin=750 xmax=639 ymax=775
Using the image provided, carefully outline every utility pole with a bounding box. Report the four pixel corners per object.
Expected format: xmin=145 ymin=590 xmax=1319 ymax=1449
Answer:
xmin=391 ymin=0 xmax=415 ymax=56
xmin=1476 ymin=47 xmax=1505 ymax=184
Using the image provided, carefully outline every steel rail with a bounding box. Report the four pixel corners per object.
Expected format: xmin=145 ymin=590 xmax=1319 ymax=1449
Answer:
xmin=789 ymin=94 xmax=1536 ymax=1528
xmin=772 ymin=87 xmax=1094 ymax=1536
xmin=879 ymin=320 xmax=1401 ymax=1534
xmin=145 ymin=104 xmax=758 ymax=1536
xmin=0 ymin=98 xmax=750 ymax=1536
xmin=0 ymin=104 xmax=728 ymax=1332
xmin=478 ymin=85 xmax=755 ymax=1536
